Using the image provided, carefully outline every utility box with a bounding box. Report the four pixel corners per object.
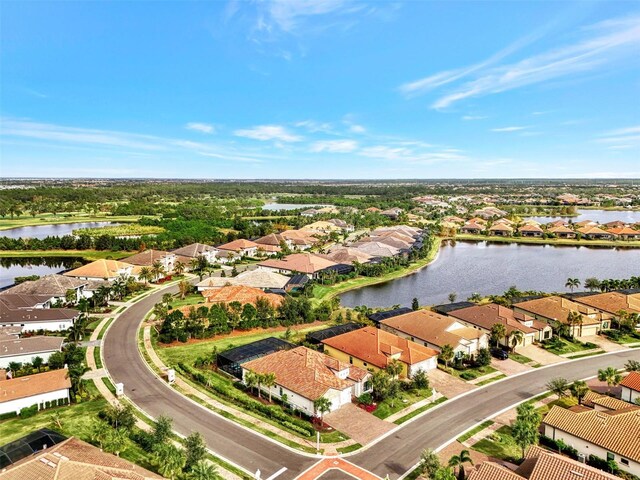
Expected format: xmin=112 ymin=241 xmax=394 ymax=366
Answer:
xmin=115 ymin=382 xmax=124 ymax=397
xmin=167 ymin=369 xmax=176 ymax=384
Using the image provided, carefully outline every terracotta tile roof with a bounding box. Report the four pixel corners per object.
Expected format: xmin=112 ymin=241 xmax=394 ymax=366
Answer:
xmin=217 ymin=239 xmax=259 ymax=252
xmin=320 ymin=247 xmax=374 ymax=265
xmin=461 ymin=222 xmax=484 ymax=231
xmin=203 ymin=285 xmax=283 ymax=308
xmin=171 ymin=243 xmax=217 ymax=257
xmin=518 ymin=224 xmax=544 ymax=233
xmin=322 ymin=326 xmax=438 ymax=369
xmin=301 ymin=221 xmax=341 ymax=232
xmin=254 ymin=233 xmax=288 ymax=246
xmin=196 ymin=270 xmax=290 ymax=290
xmin=279 ymin=230 xmax=320 ymax=245
xmin=0 ymin=368 xmax=70 ymax=402
xmin=515 ymin=445 xmax=619 ymax=480
xmin=576 ymin=220 xmax=597 ymax=227
xmin=489 ymin=223 xmax=513 ymax=232
xmin=547 ymin=225 xmax=575 ymax=234
xmin=467 ymin=462 xmax=525 ymax=480
xmin=572 ymin=292 xmax=640 ymax=315
xmin=621 ymin=371 xmax=640 ymax=392
xmin=1 ymin=275 xmax=87 ymax=297
xmin=258 ymin=253 xmax=338 ymax=274
xmin=381 ymin=309 xmax=482 ymax=349
xmin=2 ymin=437 xmax=162 ymax=480
xmin=542 ymin=404 xmax=640 ymax=462
xmin=64 ymin=259 xmax=135 ymax=279
xmin=358 ymin=236 xmax=412 ymax=250
xmin=608 ymin=226 xmax=640 ymax=236
xmin=242 ymin=346 xmax=365 ymax=401
xmin=123 ymin=249 xmax=173 ymax=266
xmin=448 ymin=304 xmax=537 ymax=335
xmin=514 ymin=296 xmax=601 ymax=326
xmin=577 ymin=226 xmax=610 ymax=236
xmin=0 ymin=335 xmax=64 ymax=359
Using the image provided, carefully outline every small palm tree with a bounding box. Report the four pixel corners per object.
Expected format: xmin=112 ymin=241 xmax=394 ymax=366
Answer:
xmin=244 ymin=371 xmax=258 ymax=395
xmin=188 ymin=460 xmax=221 ymax=480
xmin=490 ymin=323 xmax=506 ymax=348
xmin=139 ymin=266 xmax=153 ymax=286
xmin=263 ymin=372 xmax=277 ymax=402
xmin=313 ymin=396 xmax=332 ymax=424
xmin=151 ymin=261 xmax=165 ymax=281
xmin=178 ymin=280 xmax=191 ymax=300
xmin=174 ymin=260 xmax=186 ymax=276
xmin=598 ymin=367 xmax=622 ymax=394
xmin=448 ymin=449 xmax=474 ymax=480
xmin=565 ymin=278 xmax=580 ymax=292
xmin=570 ymin=380 xmax=589 ymax=405
xmin=152 ymin=443 xmax=186 ymax=479
xmin=546 ymin=377 xmax=569 ymax=398
xmin=386 ymin=359 xmax=404 ymax=379
xmin=509 ymin=330 xmax=524 ymax=350
xmin=440 ymin=344 xmax=455 ymax=369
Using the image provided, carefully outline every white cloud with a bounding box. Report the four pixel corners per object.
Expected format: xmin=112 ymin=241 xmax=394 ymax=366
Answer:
xmin=597 ymin=125 xmax=640 ymax=146
xmin=349 ymin=124 xmax=366 ymax=134
xmin=233 ymin=124 xmax=302 ymax=142
xmin=185 ymin=122 xmax=215 ymax=134
xmin=491 ymin=126 xmax=528 ymax=132
xmin=310 ymin=139 xmax=358 ymax=153
xmin=358 ymin=145 xmax=466 ymax=164
xmin=294 ymin=120 xmax=334 ymax=133
xmin=400 ymin=14 xmax=640 ymax=109
xmin=462 ymin=115 xmax=487 ymax=121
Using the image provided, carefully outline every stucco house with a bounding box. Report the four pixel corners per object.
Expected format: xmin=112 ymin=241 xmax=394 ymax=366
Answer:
xmin=0 ymin=336 xmax=65 ymax=369
xmin=621 ymin=371 xmax=640 ymax=404
xmin=0 ymin=368 xmax=71 ymax=415
xmin=64 ymin=259 xmax=138 ymax=282
xmin=172 ymin=242 xmax=219 ymax=264
xmin=217 ymin=239 xmax=260 ymax=257
xmin=1 ymin=275 xmax=89 ymax=304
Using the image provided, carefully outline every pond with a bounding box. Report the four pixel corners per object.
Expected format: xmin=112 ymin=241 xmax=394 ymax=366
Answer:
xmin=339 ymin=241 xmax=640 ymax=309
xmin=0 ymin=221 xmax=118 ymax=240
xmin=0 ymin=257 xmax=86 ymax=290
xmin=262 ymin=203 xmax=332 ymax=211
xmin=526 ymin=209 xmax=640 ymax=225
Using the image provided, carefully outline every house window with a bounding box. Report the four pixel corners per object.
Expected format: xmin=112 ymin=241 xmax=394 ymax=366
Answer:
xmin=607 ymin=452 xmax=615 ymax=462
xmin=621 ymin=458 xmax=629 ymax=466
xmin=349 ymin=356 xmax=353 ymax=364
xmin=279 ymin=387 xmax=283 ymax=396
xmin=363 ymin=362 xmax=367 ymax=367
xmin=544 ymin=330 xmax=551 ymax=339
xmin=602 ymin=322 xmax=609 ymax=329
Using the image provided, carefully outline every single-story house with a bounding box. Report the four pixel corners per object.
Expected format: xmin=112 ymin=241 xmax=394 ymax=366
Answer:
xmin=123 ymin=249 xmax=186 ymax=275
xmin=257 ymin=253 xmax=340 ymax=279
xmin=621 ymin=371 xmax=640 ymax=404
xmin=63 ymin=259 xmax=139 ymax=282
xmin=569 ymin=292 xmax=640 ymax=317
xmin=196 ymin=269 xmax=290 ymax=292
xmin=0 ymin=336 xmax=65 ymax=369
xmin=488 ymin=223 xmax=513 ymax=237
xmin=1 ymin=274 xmax=88 ymax=303
xmin=542 ymin=404 xmax=640 ymax=477
xmin=547 ymin=225 xmax=576 ymax=239
xmin=460 ymin=222 xmax=484 ymax=235
xmin=0 ymin=294 xmax=53 ymax=310
xmin=518 ymin=224 xmax=544 ymax=237
xmin=254 ymin=233 xmax=293 ymax=250
xmin=608 ymin=226 xmax=640 ymax=240
xmin=328 ymin=219 xmax=354 ymax=232
xmin=351 ymin=242 xmax=401 ymax=258
xmin=578 ymin=226 xmax=613 ymax=240
xmin=217 ymin=239 xmax=260 ymax=257
xmin=202 ymin=285 xmax=284 ymax=308
xmin=279 ymin=230 xmax=320 ymax=250
xmin=322 ymin=326 xmax=438 ymax=379
xmin=513 ymin=296 xmax=610 ymax=337
xmin=172 ymin=242 xmax=219 ymax=264
xmin=320 ymin=247 xmax=374 ymax=266
xmin=241 ymin=346 xmax=371 ymax=416
xmin=447 ymin=304 xmax=552 ymax=349
xmin=380 ymin=208 xmax=403 ymax=220
xmin=0 ymin=303 xmax=80 ymax=332
xmin=0 ymin=368 xmax=71 ymax=415
xmin=301 ymin=221 xmax=342 ymax=234
xmin=380 ymin=309 xmax=489 ymax=358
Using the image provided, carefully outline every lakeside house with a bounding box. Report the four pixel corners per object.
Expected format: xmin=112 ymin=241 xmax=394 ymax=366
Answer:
xmin=379 ymin=309 xmax=489 ymax=358
xmin=217 ymin=239 xmax=260 ymax=257
xmin=518 ymin=224 xmax=544 ymax=237
xmin=0 ymin=335 xmax=64 ymax=369
xmin=488 ymin=223 xmax=513 ymax=237
xmin=447 ymin=304 xmax=552 ymax=349
xmin=351 ymin=241 xmax=401 ymax=259
xmin=0 ymin=368 xmax=71 ymax=415
xmin=577 ymin=225 xmax=614 ymax=240
xmin=608 ymin=226 xmax=640 ymax=240
xmin=171 ymin=242 xmax=219 ymax=264
xmin=567 ymin=292 xmax=640 ymax=317
xmin=241 ymin=346 xmax=371 ymax=416
xmin=547 ymin=225 xmax=576 ymax=238
xmin=513 ymin=295 xmax=610 ymax=337
xmin=321 ymin=326 xmax=438 ymax=379
xmin=63 ymin=259 xmax=139 ymax=282
xmin=0 ymin=274 xmax=89 ymax=303
xmin=320 ymin=247 xmax=374 ymax=266
xmin=257 ymin=253 xmax=342 ymax=279
xmin=621 ymin=372 xmax=640 ymax=404
xmin=460 ymin=222 xmax=484 ymax=235
xmin=196 ymin=269 xmax=290 ymax=292
xmin=201 ymin=285 xmax=284 ymax=308
xmin=542 ymin=404 xmax=640 ymax=477
xmin=0 ymin=301 xmax=80 ymax=332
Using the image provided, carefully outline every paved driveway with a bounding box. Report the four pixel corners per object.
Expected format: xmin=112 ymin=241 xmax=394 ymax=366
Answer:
xmin=580 ymin=335 xmax=628 ymax=352
xmin=518 ymin=344 xmax=563 ymax=365
xmin=491 ymin=358 xmax=532 ymax=375
xmin=324 ymin=404 xmax=395 ymax=445
xmin=428 ymin=367 xmax=476 ymax=398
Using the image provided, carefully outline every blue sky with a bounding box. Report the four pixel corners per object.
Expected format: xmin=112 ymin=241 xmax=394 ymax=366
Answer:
xmin=1 ymin=0 xmax=639 ymax=179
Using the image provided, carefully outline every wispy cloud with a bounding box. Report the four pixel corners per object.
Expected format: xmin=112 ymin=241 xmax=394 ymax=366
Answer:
xmin=310 ymin=139 xmax=358 ymax=153
xmin=358 ymin=144 xmax=466 ymax=165
xmin=185 ymin=122 xmax=216 ymax=134
xmin=597 ymin=125 xmax=640 ymax=146
xmin=462 ymin=115 xmax=487 ymax=121
xmin=233 ymin=124 xmax=302 ymax=142
xmin=294 ymin=120 xmax=334 ymax=134
xmin=400 ymin=14 xmax=640 ymax=109
xmin=491 ymin=126 xmax=528 ymax=132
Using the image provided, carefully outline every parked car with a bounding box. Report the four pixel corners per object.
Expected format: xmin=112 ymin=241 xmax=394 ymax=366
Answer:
xmin=491 ymin=348 xmax=509 ymax=360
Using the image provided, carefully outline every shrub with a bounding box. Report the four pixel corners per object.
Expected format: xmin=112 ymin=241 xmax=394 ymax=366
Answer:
xmin=358 ymin=393 xmax=374 ymax=406
xmin=460 ymin=371 xmax=476 ymax=381
xmin=0 ymin=411 xmax=17 ymax=420
xmin=20 ymin=405 xmax=38 ymax=419
xmin=539 ymin=435 xmax=578 ymax=459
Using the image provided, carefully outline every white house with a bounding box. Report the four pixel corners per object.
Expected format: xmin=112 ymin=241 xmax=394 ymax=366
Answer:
xmin=0 ymin=336 xmax=65 ymax=369
xmin=217 ymin=239 xmax=259 ymax=258
xmin=0 ymin=303 xmax=79 ymax=332
xmin=172 ymin=243 xmax=219 ymax=264
xmin=64 ymin=259 xmax=138 ymax=283
xmin=241 ymin=346 xmax=371 ymax=416
xmin=621 ymin=372 xmax=640 ymax=404
xmin=0 ymin=368 xmax=71 ymax=415
xmin=1 ymin=274 xmax=89 ymax=304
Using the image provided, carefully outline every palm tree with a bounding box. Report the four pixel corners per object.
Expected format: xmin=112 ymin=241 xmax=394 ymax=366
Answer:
xmin=567 ymin=311 xmax=584 ymax=337
xmin=448 ymin=449 xmax=473 ymax=480
xmin=244 ymin=371 xmax=258 ymax=396
xmin=490 ymin=323 xmax=506 ymax=348
xmin=509 ymin=330 xmax=524 ymax=350
xmin=448 ymin=292 xmax=457 ymax=303
xmin=32 ymin=356 xmax=44 ymax=373
xmin=584 ymin=277 xmax=601 ymax=292
xmin=151 ymin=261 xmax=165 ymax=282
xmin=188 ymin=461 xmax=221 ymax=480
xmin=546 ymin=377 xmax=569 ymax=398
xmin=178 ymin=280 xmax=191 ymax=300
xmin=139 ymin=266 xmax=153 ymax=286
xmin=263 ymin=373 xmax=277 ymax=402
xmin=152 ymin=443 xmax=186 ymax=479
xmin=386 ymin=359 xmax=404 ymax=379
xmin=440 ymin=344 xmax=455 ymax=369
xmin=174 ymin=260 xmax=186 ymax=276
xmin=565 ymin=278 xmax=580 ymax=292
xmin=598 ymin=367 xmax=622 ymax=394
xmin=313 ymin=396 xmax=332 ymax=425
xmin=570 ymin=380 xmax=589 ymax=405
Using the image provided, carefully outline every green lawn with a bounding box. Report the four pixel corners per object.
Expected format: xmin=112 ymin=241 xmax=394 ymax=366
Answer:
xmin=476 ymin=374 xmax=506 ymax=386
xmin=509 ymin=352 xmax=533 ymax=364
xmin=337 ymin=443 xmax=363 ymax=454
xmin=541 ymin=337 xmax=598 ymax=355
xmin=73 ymin=225 xmax=165 ymax=237
xmin=457 ymin=420 xmax=494 ymax=443
xmin=97 ymin=318 xmax=114 ymax=340
xmin=0 ymin=213 xmax=142 ymax=231
xmin=168 ymin=293 xmax=207 ymax=309
xmin=393 ymin=397 xmax=447 ymax=425
xmin=93 ymin=347 xmax=103 ymax=368
xmin=535 ymin=396 xmax=577 ymax=416
xmin=471 ymin=425 xmax=522 ymax=462
xmin=373 ymin=387 xmax=433 ymax=419
xmin=450 ymin=365 xmax=497 ymax=381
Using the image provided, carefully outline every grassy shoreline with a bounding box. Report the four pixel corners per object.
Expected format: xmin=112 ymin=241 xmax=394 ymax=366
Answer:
xmin=0 ymin=214 xmax=142 ymax=231
xmin=312 ymin=237 xmax=442 ymax=302
xmin=454 ymin=234 xmax=640 ymax=248
xmin=0 ymin=250 xmax=134 ymax=260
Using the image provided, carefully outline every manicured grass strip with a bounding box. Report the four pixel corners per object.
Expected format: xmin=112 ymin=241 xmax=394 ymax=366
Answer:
xmin=476 ymin=374 xmax=507 ymax=386
xmin=102 ymin=377 xmax=117 ymax=395
xmin=93 ymin=347 xmax=103 ymax=369
xmin=373 ymin=387 xmax=433 ymax=419
xmin=97 ymin=318 xmax=114 ymax=340
xmin=471 ymin=425 xmax=521 ymax=462
xmin=0 ymin=213 xmax=142 ymax=231
xmin=508 ymin=352 xmax=533 ymax=364
xmin=393 ymin=397 xmax=448 ymax=425
xmin=457 ymin=420 xmax=494 ymax=443
xmin=567 ymin=351 xmax=604 ymax=359
xmin=337 ymin=443 xmax=363 ymax=454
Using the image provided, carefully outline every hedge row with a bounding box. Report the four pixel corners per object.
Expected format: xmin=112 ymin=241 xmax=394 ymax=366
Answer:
xmin=177 ymin=363 xmax=314 ymax=437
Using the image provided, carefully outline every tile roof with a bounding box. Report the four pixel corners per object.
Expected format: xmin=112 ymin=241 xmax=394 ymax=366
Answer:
xmin=279 ymin=229 xmax=320 ymax=245
xmin=253 ymin=233 xmax=288 ymax=246
xmin=358 ymin=236 xmax=412 ymax=250
xmin=171 ymin=242 xmax=218 ymax=257
xmin=467 ymin=462 xmax=525 ymax=480
xmin=608 ymin=226 xmax=640 ymax=236
xmin=542 ymin=404 xmax=640 ymax=463
xmin=547 ymin=225 xmax=575 ymax=234
xmin=217 ymin=239 xmax=260 ymax=252
xmin=203 ymin=285 xmax=284 ymax=307
xmin=63 ymin=259 xmax=136 ymax=279
xmin=258 ymin=253 xmax=338 ymax=274
xmin=381 ymin=309 xmax=483 ymax=349
xmin=196 ymin=270 xmax=290 ymax=290
xmin=0 ymin=368 xmax=70 ymax=402
xmin=322 ymin=326 xmax=438 ymax=369
xmin=571 ymin=292 xmax=640 ymax=315
xmin=621 ymin=371 xmax=640 ymax=392
xmin=122 ymin=249 xmax=174 ymax=266
xmin=489 ymin=223 xmax=513 ymax=232
xmin=448 ymin=304 xmax=538 ymax=335
xmin=0 ymin=304 xmax=79 ymax=324
xmin=351 ymin=242 xmax=400 ymax=258
xmin=0 ymin=336 xmax=64 ymax=359
xmin=515 ymin=445 xmax=619 ymax=480
xmin=1 ymin=275 xmax=87 ymax=297
xmin=577 ymin=226 xmax=611 ymax=236
xmin=242 ymin=346 xmax=365 ymax=401
xmin=1 ymin=437 xmax=162 ymax=480
xmin=514 ymin=296 xmax=601 ymax=325
xmin=518 ymin=224 xmax=544 ymax=233
xmin=320 ymin=247 xmax=374 ymax=265
xmin=0 ymin=294 xmax=53 ymax=309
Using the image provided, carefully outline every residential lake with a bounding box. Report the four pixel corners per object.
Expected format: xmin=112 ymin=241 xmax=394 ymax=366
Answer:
xmin=0 ymin=221 xmax=118 ymax=239
xmin=340 ymin=241 xmax=640 ymax=309
xmin=0 ymin=257 xmax=86 ymax=290
xmin=525 ymin=209 xmax=640 ymax=225
xmin=262 ymin=203 xmax=331 ymax=211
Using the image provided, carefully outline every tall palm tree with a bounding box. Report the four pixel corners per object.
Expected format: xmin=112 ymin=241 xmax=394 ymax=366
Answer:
xmin=152 ymin=443 xmax=186 ymax=480
xmin=263 ymin=372 xmax=277 ymax=402
xmin=448 ymin=449 xmax=474 ymax=480
xmin=584 ymin=277 xmax=601 ymax=292
xmin=151 ymin=261 xmax=165 ymax=282
xmin=490 ymin=323 xmax=506 ymax=348
xmin=244 ymin=371 xmax=258 ymax=396
xmin=139 ymin=266 xmax=153 ymax=286
xmin=565 ymin=278 xmax=580 ymax=292
xmin=567 ymin=311 xmax=584 ymax=337
xmin=440 ymin=344 xmax=455 ymax=369
xmin=174 ymin=260 xmax=186 ymax=276
xmin=598 ymin=367 xmax=622 ymax=394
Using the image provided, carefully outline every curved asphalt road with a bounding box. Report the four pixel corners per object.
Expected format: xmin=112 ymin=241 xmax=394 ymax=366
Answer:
xmin=104 ymin=285 xmax=640 ymax=479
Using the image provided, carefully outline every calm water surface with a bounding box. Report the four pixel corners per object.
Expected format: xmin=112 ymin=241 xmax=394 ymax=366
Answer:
xmin=0 ymin=257 xmax=85 ymax=289
xmin=526 ymin=209 xmax=640 ymax=225
xmin=0 ymin=222 xmax=118 ymax=240
xmin=340 ymin=241 xmax=640 ymax=308
xmin=262 ymin=203 xmax=331 ymax=211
